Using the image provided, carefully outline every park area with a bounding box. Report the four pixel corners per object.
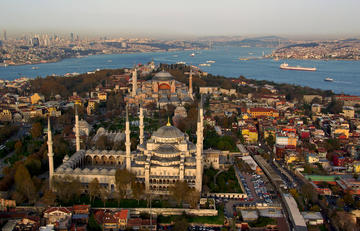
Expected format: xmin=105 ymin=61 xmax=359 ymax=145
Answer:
xmin=203 ymin=166 xmax=243 ymax=193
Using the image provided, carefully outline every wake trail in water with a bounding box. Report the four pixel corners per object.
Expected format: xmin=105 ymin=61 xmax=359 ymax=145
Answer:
xmin=334 ymin=80 xmax=352 ymax=84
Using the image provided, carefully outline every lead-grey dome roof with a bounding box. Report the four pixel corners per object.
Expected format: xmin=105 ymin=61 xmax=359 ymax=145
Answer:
xmin=152 ymin=125 xmax=184 ymax=139
xmin=153 ymin=71 xmax=174 ymax=81
xmin=154 ymin=144 xmax=180 ymax=154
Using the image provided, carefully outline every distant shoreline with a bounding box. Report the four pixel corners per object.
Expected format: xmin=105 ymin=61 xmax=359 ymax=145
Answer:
xmin=0 ymin=48 xmax=207 ymax=68
xmin=270 ymin=56 xmax=360 ymax=61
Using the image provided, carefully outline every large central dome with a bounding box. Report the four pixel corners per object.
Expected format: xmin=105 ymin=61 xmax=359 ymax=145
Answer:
xmin=152 ymin=125 xmax=184 ymax=140
xmin=153 ymin=71 xmax=174 ymax=81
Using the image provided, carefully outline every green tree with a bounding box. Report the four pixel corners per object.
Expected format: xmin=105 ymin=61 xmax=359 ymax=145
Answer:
xmin=88 ymin=213 xmax=102 ymax=231
xmin=265 ymin=134 xmax=275 ymax=149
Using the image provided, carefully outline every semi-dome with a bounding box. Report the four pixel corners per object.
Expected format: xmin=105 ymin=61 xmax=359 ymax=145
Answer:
xmin=152 ymin=124 xmax=184 ymax=140
xmin=153 ymin=71 xmax=174 ymax=81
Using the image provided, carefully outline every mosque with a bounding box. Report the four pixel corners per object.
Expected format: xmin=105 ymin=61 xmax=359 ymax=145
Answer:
xmin=47 ymin=100 xmax=204 ymax=195
xmin=125 ymin=68 xmax=194 ymax=108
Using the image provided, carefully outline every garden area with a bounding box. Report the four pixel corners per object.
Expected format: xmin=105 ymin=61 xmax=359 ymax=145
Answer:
xmin=203 ymin=166 xmax=243 ymax=193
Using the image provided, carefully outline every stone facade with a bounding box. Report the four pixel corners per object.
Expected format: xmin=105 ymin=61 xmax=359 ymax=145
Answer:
xmin=50 ymin=102 xmax=204 ymax=196
xmin=125 ymin=71 xmax=193 ymax=108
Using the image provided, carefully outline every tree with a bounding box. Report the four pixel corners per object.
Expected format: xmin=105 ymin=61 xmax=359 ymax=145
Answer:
xmin=30 ymin=122 xmax=42 ymax=138
xmin=14 ymin=140 xmax=23 ymax=155
xmin=41 ymin=190 xmax=57 ymax=206
xmin=173 ymin=216 xmax=189 ymax=231
xmin=265 ymin=134 xmax=275 ymax=149
xmin=301 ymin=183 xmax=318 ymax=204
xmin=52 ymin=175 xmax=82 ymax=204
xmin=115 ymin=169 xmax=135 ymax=200
xmin=99 ymin=186 xmax=109 ymax=207
xmin=14 ymin=164 xmax=36 ymax=203
xmin=336 ymin=198 xmax=345 ymax=209
xmin=132 ymin=182 xmax=145 ymax=204
xmin=326 ymin=98 xmax=343 ymax=114
xmin=343 ymin=191 xmax=354 ymax=207
xmin=185 ymin=188 xmax=200 ymax=208
xmin=169 ymin=181 xmax=190 ymax=206
xmin=88 ymin=213 xmax=102 ymax=231
xmin=89 ymin=178 xmax=101 ymax=203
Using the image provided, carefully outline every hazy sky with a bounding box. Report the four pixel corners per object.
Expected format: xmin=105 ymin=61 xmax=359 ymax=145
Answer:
xmin=1 ymin=0 xmax=359 ymax=38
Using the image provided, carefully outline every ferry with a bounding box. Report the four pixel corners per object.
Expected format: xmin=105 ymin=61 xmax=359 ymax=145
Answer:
xmin=324 ymin=77 xmax=334 ymax=82
xmin=199 ymin=63 xmax=211 ymax=67
xmin=176 ymin=61 xmax=186 ymax=65
xmin=280 ymin=63 xmax=316 ymax=71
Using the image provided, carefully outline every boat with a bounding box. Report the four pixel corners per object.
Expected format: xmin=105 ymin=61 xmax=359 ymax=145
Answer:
xmin=324 ymin=77 xmax=334 ymax=82
xmin=176 ymin=61 xmax=186 ymax=65
xmin=206 ymin=60 xmax=216 ymax=63
xmin=280 ymin=63 xmax=316 ymax=71
xmin=32 ymin=66 xmax=39 ymax=70
xmin=190 ymin=53 xmax=195 ymax=57
xmin=199 ymin=63 xmax=211 ymax=67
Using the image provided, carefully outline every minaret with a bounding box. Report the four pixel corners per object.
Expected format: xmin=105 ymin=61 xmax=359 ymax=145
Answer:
xmin=75 ymin=105 xmax=80 ymax=152
xmin=139 ymin=103 xmax=144 ymax=145
xmin=200 ymin=95 xmax=204 ymax=149
xmin=47 ymin=116 xmax=54 ymax=188
xmin=189 ymin=68 xmax=193 ymax=99
xmin=195 ymin=102 xmax=204 ymax=193
xmin=131 ymin=68 xmax=137 ymax=97
xmin=125 ymin=105 xmax=131 ymax=170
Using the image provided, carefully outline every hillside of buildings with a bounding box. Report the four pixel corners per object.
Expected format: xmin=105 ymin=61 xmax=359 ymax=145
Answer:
xmin=1 ymin=62 xmax=360 ymax=230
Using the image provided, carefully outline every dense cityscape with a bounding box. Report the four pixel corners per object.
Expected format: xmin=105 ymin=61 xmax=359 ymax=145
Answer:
xmin=0 ymin=58 xmax=359 ymax=231
xmin=1 ymin=0 xmax=360 ymax=231
xmin=271 ymin=39 xmax=360 ymax=60
xmin=0 ymin=31 xmax=208 ymax=66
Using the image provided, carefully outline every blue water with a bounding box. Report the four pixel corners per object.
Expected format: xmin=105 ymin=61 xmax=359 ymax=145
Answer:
xmin=1 ymin=46 xmax=360 ymax=95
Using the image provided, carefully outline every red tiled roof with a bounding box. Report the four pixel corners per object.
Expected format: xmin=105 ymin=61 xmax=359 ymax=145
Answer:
xmin=44 ymin=207 xmax=71 ymax=215
xmin=250 ymin=107 xmax=277 ymax=112
xmin=72 ymin=205 xmax=90 ymax=213
xmin=114 ymin=209 xmax=128 ymax=220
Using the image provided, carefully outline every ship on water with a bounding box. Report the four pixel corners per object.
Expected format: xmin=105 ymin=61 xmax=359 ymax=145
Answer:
xmin=324 ymin=77 xmax=334 ymax=82
xmin=280 ymin=63 xmax=316 ymax=71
